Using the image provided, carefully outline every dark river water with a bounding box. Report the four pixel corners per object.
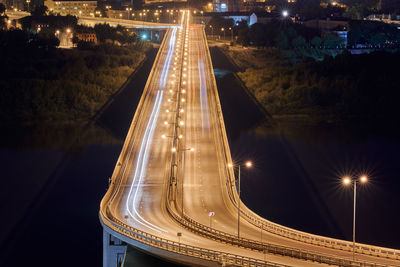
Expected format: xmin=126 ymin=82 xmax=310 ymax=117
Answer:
xmin=1 ymin=46 xmax=399 ymax=267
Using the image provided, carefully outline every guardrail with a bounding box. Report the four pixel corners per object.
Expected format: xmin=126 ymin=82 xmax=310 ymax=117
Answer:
xmin=166 ymin=201 xmax=393 ymax=267
xmin=201 ymin=25 xmax=400 ymax=263
xmin=101 ymin=209 xmax=287 ymax=267
xmin=100 ymin=24 xmax=400 ymax=267
xmin=79 ymin=16 xmax=174 ymax=28
xmin=99 ymin=25 xmax=286 ymax=267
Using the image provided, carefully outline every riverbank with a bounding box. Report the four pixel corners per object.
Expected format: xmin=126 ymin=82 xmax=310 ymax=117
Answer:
xmin=0 ymin=33 xmax=151 ymax=125
xmin=210 ymin=45 xmax=400 ymax=250
xmin=220 ymin=45 xmax=400 ymax=124
xmin=0 ymin=46 xmax=160 ymax=267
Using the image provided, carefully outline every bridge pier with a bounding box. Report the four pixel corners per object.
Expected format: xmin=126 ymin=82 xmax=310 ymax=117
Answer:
xmin=103 ymin=230 xmax=127 ymax=267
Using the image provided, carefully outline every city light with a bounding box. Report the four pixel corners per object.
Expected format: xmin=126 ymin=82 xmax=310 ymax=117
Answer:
xmin=360 ymin=175 xmax=368 ymax=183
xmin=282 ymin=10 xmax=289 ymax=17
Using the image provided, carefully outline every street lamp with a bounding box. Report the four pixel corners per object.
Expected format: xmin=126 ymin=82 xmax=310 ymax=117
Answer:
xmin=342 ymin=175 xmax=368 ymax=260
xmin=171 ymin=146 xmax=195 ymax=218
xmin=229 ymin=27 xmax=233 ymax=42
xmin=282 ymin=10 xmax=289 ymax=18
xmin=228 ymin=161 xmax=252 ymax=238
xmin=209 ymin=25 xmax=213 ymax=39
xmin=221 ymin=27 xmax=225 ymax=40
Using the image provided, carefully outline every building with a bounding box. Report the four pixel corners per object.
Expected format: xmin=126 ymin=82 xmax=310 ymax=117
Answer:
xmin=192 ymin=11 xmax=278 ymax=26
xmin=213 ymin=0 xmax=240 ymax=12
xmin=75 ymin=31 xmax=98 ymax=43
xmin=144 ymin=0 xmax=186 ymax=4
xmin=44 ymin=0 xmax=97 ymax=17
xmin=303 ymin=17 xmax=349 ymax=32
xmin=107 ymin=9 xmax=129 ymax=19
xmin=212 ymin=0 xmax=294 ymax=13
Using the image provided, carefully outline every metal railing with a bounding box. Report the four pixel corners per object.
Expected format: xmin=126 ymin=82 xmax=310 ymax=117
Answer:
xmin=101 ymin=208 xmax=286 ymax=267
xmin=99 ymin=25 xmax=400 ymax=267
xmin=200 ymin=26 xmax=400 ymax=263
xmin=99 ymin=25 xmax=286 ymax=267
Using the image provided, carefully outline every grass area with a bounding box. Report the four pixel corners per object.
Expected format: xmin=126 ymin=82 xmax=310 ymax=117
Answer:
xmin=221 ymin=46 xmax=400 ymax=123
xmin=0 ymin=36 xmax=150 ymax=124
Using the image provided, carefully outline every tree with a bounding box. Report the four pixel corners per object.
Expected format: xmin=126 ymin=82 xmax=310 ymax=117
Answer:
xmin=0 ymin=3 xmax=5 ymax=14
xmin=311 ymin=36 xmax=322 ymax=48
xmin=370 ymin=33 xmax=386 ymax=46
xmin=323 ymin=34 xmax=344 ymax=48
xmin=296 ymin=0 xmax=324 ymax=19
xmin=0 ymin=3 xmax=7 ymax=30
xmin=292 ymin=36 xmax=306 ymax=48
xmin=31 ymin=5 xmax=48 ymax=17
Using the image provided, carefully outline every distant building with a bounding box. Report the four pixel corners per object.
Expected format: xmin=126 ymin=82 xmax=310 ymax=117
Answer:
xmin=366 ymin=14 xmax=400 ymax=24
xmin=303 ymin=17 xmax=349 ymax=32
xmin=212 ymin=0 xmax=294 ymax=13
xmin=213 ymin=0 xmax=240 ymax=12
xmin=0 ymin=0 xmax=25 ymax=11
xmin=75 ymin=31 xmax=97 ymax=43
xmin=144 ymin=0 xmax=186 ymax=4
xmin=192 ymin=11 xmax=279 ymax=26
xmin=44 ymin=0 xmax=97 ymax=17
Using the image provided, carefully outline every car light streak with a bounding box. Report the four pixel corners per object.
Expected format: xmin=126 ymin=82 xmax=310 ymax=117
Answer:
xmin=126 ymin=90 xmax=167 ymax=233
xmin=160 ymin=27 xmax=177 ymax=88
xmin=199 ymin=59 xmax=210 ymax=131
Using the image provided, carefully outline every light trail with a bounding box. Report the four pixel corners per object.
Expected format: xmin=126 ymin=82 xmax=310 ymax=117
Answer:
xmin=125 ymin=25 xmax=181 ymax=232
xmin=198 ymin=59 xmax=210 ymax=132
xmin=160 ymin=27 xmax=177 ymax=88
xmin=126 ymin=90 xmax=167 ymax=233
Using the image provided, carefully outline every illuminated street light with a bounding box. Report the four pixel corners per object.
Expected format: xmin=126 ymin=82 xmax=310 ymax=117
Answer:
xmin=282 ymin=10 xmax=289 ymax=17
xmin=342 ymin=175 xmax=369 ymax=260
xmin=228 ymin=161 xmax=252 ymax=238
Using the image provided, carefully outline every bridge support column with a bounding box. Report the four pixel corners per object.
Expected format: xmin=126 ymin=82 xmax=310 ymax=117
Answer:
xmin=103 ymin=230 xmax=127 ymax=267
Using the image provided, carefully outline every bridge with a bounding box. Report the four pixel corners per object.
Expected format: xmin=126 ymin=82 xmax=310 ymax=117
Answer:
xmin=99 ymin=10 xmax=400 ymax=267
xmin=5 ymin=11 xmax=172 ymax=29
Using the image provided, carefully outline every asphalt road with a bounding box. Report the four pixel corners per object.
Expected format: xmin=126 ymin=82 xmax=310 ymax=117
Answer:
xmin=104 ymin=11 xmax=400 ymax=266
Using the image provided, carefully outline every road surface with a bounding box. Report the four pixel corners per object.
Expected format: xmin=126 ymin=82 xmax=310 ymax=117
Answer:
xmin=101 ymin=10 xmax=400 ymax=267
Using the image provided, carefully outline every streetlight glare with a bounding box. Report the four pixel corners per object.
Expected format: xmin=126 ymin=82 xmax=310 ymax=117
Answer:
xmin=282 ymin=10 xmax=289 ymax=17
xmin=171 ymin=147 xmax=177 ymax=152
xmin=228 ymin=163 xmax=233 ymax=168
xmin=161 ymin=134 xmax=166 ymax=139
xmin=343 ymin=176 xmax=351 ymax=185
xmin=245 ymin=161 xmax=252 ymax=168
xmin=190 ymin=147 xmax=195 ymax=152
xmin=360 ymin=176 xmax=368 ymax=183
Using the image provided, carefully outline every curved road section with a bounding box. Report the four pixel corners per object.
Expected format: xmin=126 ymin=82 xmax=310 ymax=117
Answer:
xmin=100 ymin=11 xmax=400 ymax=267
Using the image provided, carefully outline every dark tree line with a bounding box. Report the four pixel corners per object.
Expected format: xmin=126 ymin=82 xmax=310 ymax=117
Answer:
xmin=238 ymin=50 xmax=400 ymax=122
xmin=0 ymin=28 xmax=149 ymax=124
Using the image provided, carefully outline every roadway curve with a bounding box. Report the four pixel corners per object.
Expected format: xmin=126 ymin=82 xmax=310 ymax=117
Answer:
xmin=100 ymin=11 xmax=400 ymax=267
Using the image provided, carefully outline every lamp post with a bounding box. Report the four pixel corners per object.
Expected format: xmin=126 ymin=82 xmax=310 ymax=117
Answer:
xmin=221 ymin=27 xmax=225 ymax=40
xmin=342 ymin=175 xmax=368 ymax=260
xmin=172 ymin=146 xmax=195 ymax=218
xmin=228 ymin=161 xmax=252 ymax=239
xmin=126 ymin=7 xmax=132 ymax=20
xmin=209 ymin=25 xmax=213 ymax=39
xmin=229 ymin=27 xmax=233 ymax=42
